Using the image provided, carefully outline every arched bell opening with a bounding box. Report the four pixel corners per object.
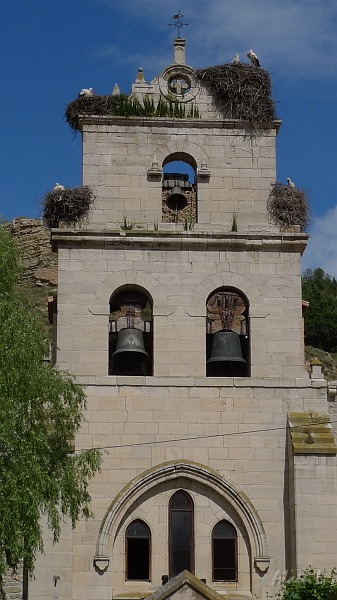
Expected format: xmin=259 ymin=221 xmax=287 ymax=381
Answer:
xmin=206 ymin=288 xmax=250 ymax=377
xmin=162 ymin=153 xmax=197 ymax=226
xmin=108 ymin=285 xmax=153 ymax=376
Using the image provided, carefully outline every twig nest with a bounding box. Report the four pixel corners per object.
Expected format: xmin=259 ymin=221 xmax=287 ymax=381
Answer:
xmin=65 ymin=94 xmax=123 ymax=131
xmin=267 ymin=181 xmax=310 ymax=231
xmin=42 ymin=186 xmax=95 ymax=228
xmin=195 ymin=63 xmax=276 ymax=124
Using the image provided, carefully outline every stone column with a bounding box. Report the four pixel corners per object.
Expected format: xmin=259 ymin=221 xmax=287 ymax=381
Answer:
xmin=174 ymin=38 xmax=186 ymax=64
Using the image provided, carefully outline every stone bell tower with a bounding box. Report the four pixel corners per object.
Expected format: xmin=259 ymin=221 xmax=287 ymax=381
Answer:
xmin=31 ymin=31 xmax=337 ymax=600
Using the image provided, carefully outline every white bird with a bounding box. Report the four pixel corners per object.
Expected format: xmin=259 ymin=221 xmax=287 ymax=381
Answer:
xmin=247 ymin=49 xmax=260 ymax=67
xmin=78 ymin=87 xmax=94 ymax=97
xmin=53 ymin=183 xmax=65 ymax=191
xmin=287 ymin=178 xmax=295 ymax=188
xmin=231 ymin=54 xmax=240 ymax=65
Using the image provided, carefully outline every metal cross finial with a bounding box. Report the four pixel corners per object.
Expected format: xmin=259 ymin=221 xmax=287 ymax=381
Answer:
xmin=168 ymin=10 xmax=188 ymax=38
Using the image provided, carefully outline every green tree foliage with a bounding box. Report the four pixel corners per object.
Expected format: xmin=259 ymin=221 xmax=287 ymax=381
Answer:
xmin=277 ymin=568 xmax=337 ymax=600
xmin=302 ymin=268 xmax=337 ymax=352
xmin=0 ymin=225 xmax=101 ymax=578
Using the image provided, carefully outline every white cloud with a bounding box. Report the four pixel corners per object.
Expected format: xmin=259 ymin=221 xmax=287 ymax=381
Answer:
xmin=96 ymin=0 xmax=337 ymax=79
xmin=302 ymin=206 xmax=337 ymax=278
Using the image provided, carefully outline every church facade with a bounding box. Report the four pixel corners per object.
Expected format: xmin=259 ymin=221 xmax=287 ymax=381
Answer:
xmin=31 ymin=38 xmax=337 ymax=600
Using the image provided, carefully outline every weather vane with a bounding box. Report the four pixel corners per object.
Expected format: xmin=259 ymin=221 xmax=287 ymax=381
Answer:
xmin=168 ymin=10 xmax=188 ymax=38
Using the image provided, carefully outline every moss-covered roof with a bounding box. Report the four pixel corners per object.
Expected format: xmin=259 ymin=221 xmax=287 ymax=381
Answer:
xmin=288 ymin=412 xmax=336 ymax=455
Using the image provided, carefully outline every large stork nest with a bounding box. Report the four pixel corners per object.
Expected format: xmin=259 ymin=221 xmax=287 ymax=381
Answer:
xmin=42 ymin=186 xmax=95 ymax=228
xmin=195 ymin=64 xmax=277 ymax=124
xmin=66 ymin=95 xmax=122 ymax=131
xmin=65 ymin=94 xmax=200 ymax=132
xmin=267 ymin=182 xmax=310 ymax=231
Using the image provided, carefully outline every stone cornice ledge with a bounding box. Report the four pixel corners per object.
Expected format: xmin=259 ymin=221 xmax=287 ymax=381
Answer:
xmin=78 ymin=114 xmax=282 ymax=133
xmin=51 ymin=229 xmax=308 ymax=254
xmin=76 ymin=375 xmax=324 ymax=389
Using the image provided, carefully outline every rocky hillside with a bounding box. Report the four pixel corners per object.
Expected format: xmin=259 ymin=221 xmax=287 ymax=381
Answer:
xmin=6 ymin=218 xmax=57 ymax=314
xmin=7 ymin=218 xmax=57 ymax=284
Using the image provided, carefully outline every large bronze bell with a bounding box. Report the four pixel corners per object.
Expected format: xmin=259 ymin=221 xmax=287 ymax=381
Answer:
xmin=166 ymin=185 xmax=188 ymax=211
xmin=111 ymin=328 xmax=148 ymax=376
xmin=207 ymin=330 xmax=246 ymax=365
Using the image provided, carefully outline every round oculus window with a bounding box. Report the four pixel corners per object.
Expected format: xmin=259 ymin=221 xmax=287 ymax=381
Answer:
xmin=159 ymin=65 xmax=198 ymax=102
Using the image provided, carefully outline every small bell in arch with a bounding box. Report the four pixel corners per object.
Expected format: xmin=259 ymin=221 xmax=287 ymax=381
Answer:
xmin=166 ymin=184 xmax=187 ymax=211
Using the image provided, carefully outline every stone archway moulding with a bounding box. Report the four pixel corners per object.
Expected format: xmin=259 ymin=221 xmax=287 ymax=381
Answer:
xmin=185 ymin=271 xmax=265 ymax=318
xmin=89 ymin=270 xmax=170 ymax=317
xmin=95 ymin=460 xmax=270 ymax=567
xmin=154 ymin=141 xmax=209 ymax=172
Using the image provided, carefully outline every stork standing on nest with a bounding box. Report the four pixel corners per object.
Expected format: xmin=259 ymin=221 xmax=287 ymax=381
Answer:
xmin=78 ymin=87 xmax=94 ymax=97
xmin=247 ymin=49 xmax=260 ymax=67
xmin=231 ymin=54 xmax=240 ymax=65
xmin=287 ymin=178 xmax=295 ymax=188
xmin=53 ymin=183 xmax=65 ymax=202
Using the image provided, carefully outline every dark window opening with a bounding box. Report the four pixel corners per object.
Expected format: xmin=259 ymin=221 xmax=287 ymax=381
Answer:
xmin=169 ymin=491 xmax=194 ymax=577
xmin=126 ymin=520 xmax=151 ymax=581
xmin=212 ymin=520 xmax=237 ymax=582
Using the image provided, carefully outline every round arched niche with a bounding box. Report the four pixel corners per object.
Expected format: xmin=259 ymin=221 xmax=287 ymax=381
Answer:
xmin=162 ymin=152 xmax=197 ymax=225
xmin=162 ymin=152 xmax=197 ymax=172
xmin=108 ymin=284 xmax=153 ymax=376
xmin=206 ymin=287 xmax=251 ymax=378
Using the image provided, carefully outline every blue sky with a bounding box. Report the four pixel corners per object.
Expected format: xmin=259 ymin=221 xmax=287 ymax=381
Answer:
xmin=1 ymin=0 xmax=337 ymax=276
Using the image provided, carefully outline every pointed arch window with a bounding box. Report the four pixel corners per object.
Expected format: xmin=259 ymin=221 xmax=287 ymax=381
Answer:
xmin=125 ymin=519 xmax=151 ymax=581
xmin=212 ymin=520 xmax=237 ymax=581
xmin=169 ymin=490 xmax=194 ymax=577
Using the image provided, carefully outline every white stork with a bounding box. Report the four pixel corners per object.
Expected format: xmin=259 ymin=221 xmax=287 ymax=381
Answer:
xmin=231 ymin=54 xmax=240 ymax=65
xmin=78 ymin=87 xmax=94 ymax=97
xmin=53 ymin=183 xmax=65 ymax=191
xmin=247 ymin=49 xmax=260 ymax=67
xmin=287 ymin=178 xmax=295 ymax=188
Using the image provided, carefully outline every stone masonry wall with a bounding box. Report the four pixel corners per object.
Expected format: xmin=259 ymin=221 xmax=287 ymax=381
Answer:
xmin=55 ymin=242 xmax=306 ymax=381
xmin=81 ymin=121 xmax=277 ymax=233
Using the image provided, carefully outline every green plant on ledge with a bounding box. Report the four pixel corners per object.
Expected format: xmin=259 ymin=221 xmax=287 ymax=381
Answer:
xmin=231 ymin=212 xmax=238 ymax=232
xmin=65 ymin=93 xmax=200 ymax=132
xmin=184 ymin=215 xmax=194 ymax=231
xmin=120 ymin=215 xmax=134 ymax=231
